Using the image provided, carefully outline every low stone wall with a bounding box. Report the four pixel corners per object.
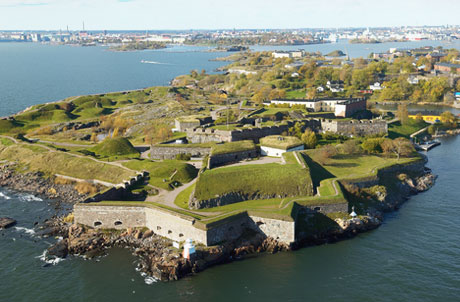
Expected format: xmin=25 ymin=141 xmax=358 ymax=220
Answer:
xmin=74 ymin=205 xmax=146 ymax=229
xmin=145 ymin=207 xmax=208 ymax=245
xmin=208 ymin=149 xmax=258 ymax=169
xmin=298 ymin=202 xmax=349 ymax=214
xmin=150 ymin=146 xmax=211 ymax=160
xmin=205 ymin=214 xmax=251 ymax=245
xmin=248 ymin=215 xmax=295 ymax=243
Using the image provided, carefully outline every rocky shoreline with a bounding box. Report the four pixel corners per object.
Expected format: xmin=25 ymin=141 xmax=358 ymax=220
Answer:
xmin=0 ymin=160 xmax=436 ymax=282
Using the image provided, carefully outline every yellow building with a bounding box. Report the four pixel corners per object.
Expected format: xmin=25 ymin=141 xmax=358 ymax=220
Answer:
xmin=408 ymin=113 xmax=441 ymax=124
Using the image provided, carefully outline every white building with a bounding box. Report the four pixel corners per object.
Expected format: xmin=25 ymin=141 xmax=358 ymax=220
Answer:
xmin=260 ymin=136 xmax=304 ymax=157
xmin=272 ymin=51 xmax=291 ymax=59
xmin=369 ymin=82 xmax=383 ymax=91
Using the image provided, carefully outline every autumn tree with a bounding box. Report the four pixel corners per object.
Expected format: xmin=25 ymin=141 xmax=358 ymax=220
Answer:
xmin=341 ymin=139 xmax=361 ymax=155
xmin=397 ymin=104 xmax=409 ymax=125
xmin=90 ymin=132 xmax=98 ymax=143
xmin=316 ymin=144 xmax=337 ymax=165
xmin=440 ymin=111 xmax=457 ymax=128
xmin=301 ymin=129 xmax=317 ymax=149
xmin=381 ymin=138 xmax=414 ymax=160
xmin=112 ymin=127 xmax=119 ymax=138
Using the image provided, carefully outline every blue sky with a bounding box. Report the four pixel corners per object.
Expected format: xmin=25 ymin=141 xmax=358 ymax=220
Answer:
xmin=0 ymin=0 xmax=459 ymax=30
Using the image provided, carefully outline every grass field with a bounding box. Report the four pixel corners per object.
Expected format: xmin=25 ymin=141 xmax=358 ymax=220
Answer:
xmin=90 ymin=137 xmax=140 ymax=159
xmin=194 ymin=152 xmax=313 ymax=202
xmin=304 ymin=150 xmax=421 ymax=181
xmin=0 ymin=142 xmax=134 ymax=183
xmin=285 ymin=89 xmax=307 ymax=99
xmin=122 ymin=159 xmax=198 ymax=190
xmin=211 ymin=140 xmax=256 ymax=155
xmin=388 ymin=119 xmax=428 ymax=139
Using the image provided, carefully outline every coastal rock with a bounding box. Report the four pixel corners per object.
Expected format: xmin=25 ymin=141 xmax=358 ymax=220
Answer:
xmin=0 ymin=217 xmax=16 ymax=229
xmin=47 ymin=239 xmax=68 ymax=258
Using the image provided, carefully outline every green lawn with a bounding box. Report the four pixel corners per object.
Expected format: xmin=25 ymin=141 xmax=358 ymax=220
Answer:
xmin=194 ymin=152 xmax=313 ymax=202
xmin=388 ymin=119 xmax=428 ymax=139
xmin=90 ymin=137 xmax=140 ymax=159
xmin=122 ymin=159 xmax=198 ymax=191
xmin=304 ymin=150 xmax=420 ymax=181
xmin=285 ymin=89 xmax=306 ymax=98
xmin=211 ymin=140 xmax=256 ymax=155
xmin=0 ymin=143 xmax=134 ymax=184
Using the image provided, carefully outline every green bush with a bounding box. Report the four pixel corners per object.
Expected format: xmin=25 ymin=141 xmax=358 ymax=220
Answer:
xmin=362 ymin=137 xmax=384 ymax=154
xmin=90 ymin=137 xmax=139 ymax=157
xmin=175 ymin=153 xmax=192 ymax=161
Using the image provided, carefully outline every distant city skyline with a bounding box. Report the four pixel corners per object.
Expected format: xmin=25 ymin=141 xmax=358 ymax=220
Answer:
xmin=0 ymin=0 xmax=459 ymax=30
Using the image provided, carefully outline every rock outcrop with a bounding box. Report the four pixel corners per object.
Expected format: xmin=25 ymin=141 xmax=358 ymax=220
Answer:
xmin=0 ymin=217 xmax=16 ymax=229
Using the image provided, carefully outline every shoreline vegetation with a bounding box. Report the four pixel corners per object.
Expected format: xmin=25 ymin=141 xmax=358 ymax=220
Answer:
xmin=108 ymin=41 xmax=167 ymax=52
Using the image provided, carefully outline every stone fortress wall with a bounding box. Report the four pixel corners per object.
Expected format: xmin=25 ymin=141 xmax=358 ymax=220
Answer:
xmin=321 ymin=119 xmax=388 ymax=136
xmin=186 ymin=119 xmax=322 ymax=144
xmin=150 ymin=146 xmax=211 ymax=160
xmin=73 ymin=204 xmax=296 ymax=246
xmin=208 ymin=149 xmax=258 ymax=169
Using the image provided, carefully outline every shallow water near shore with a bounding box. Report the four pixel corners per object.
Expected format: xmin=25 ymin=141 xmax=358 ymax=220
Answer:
xmin=1 ymin=135 xmax=459 ymax=301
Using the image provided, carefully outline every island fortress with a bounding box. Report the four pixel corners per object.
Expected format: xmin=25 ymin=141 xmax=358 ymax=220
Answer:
xmin=73 ymin=154 xmax=425 ymax=247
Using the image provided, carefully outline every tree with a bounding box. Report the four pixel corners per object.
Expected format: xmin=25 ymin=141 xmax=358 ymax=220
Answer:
xmin=381 ymin=138 xmax=414 ymax=160
xmin=316 ymin=145 xmax=337 ymax=165
xmin=190 ymin=70 xmax=198 ymax=78
xmin=362 ymin=137 xmax=384 ymax=154
xmin=440 ymin=111 xmax=457 ymax=128
xmin=289 ymin=122 xmax=305 ymax=138
xmin=301 ymin=129 xmax=317 ymax=149
xmin=397 ymin=104 xmax=409 ymax=125
xmin=341 ymin=139 xmax=361 ymax=155
xmin=306 ymin=88 xmax=317 ymax=99
xmin=112 ymin=127 xmax=119 ymax=138
xmin=90 ymin=132 xmax=98 ymax=143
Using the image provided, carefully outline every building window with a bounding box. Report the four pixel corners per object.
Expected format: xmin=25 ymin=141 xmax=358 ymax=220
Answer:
xmin=168 ymin=230 xmax=172 ymax=234
xmin=179 ymin=233 xmax=184 ymax=237
xmin=94 ymin=221 xmax=102 ymax=227
xmin=157 ymin=226 xmax=161 ymax=230
xmin=114 ymin=221 xmax=122 ymax=226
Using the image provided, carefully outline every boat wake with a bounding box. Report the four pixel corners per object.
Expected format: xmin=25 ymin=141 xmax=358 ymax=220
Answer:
xmin=140 ymin=60 xmax=170 ymax=65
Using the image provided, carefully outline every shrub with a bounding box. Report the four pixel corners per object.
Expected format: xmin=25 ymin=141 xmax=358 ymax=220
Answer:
xmin=74 ymin=182 xmax=98 ymax=195
xmin=62 ymin=213 xmax=74 ymax=223
xmin=54 ymin=176 xmax=74 ymax=185
xmin=341 ymin=139 xmax=361 ymax=155
xmin=301 ymin=129 xmax=317 ymax=149
xmin=175 ymin=153 xmax=192 ymax=161
xmin=33 ymin=125 xmax=54 ymax=135
xmin=362 ymin=137 xmax=384 ymax=154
